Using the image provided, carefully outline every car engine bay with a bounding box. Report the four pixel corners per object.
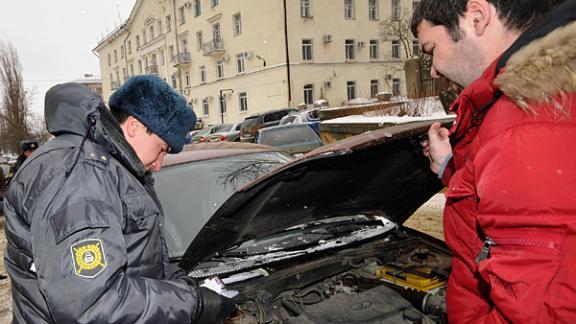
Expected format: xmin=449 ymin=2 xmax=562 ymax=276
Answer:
xmin=190 ymin=227 xmax=451 ymax=323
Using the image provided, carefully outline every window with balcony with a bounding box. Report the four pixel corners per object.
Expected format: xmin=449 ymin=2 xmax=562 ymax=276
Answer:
xmin=217 ymin=60 xmax=224 ymax=79
xmin=304 ymin=84 xmax=314 ymax=105
xmin=196 ymin=31 xmax=203 ymax=51
xmin=200 ymin=65 xmax=207 ymax=83
xmin=371 ymin=79 xmax=379 ymax=98
xmin=210 ymin=0 xmax=219 ymax=7
xmin=345 ymin=39 xmax=355 ymax=60
xmin=185 ymin=71 xmax=191 ymax=87
xmin=347 ymin=81 xmax=356 ymax=100
xmin=344 ymin=0 xmax=355 ymax=19
xmin=392 ymin=0 xmax=400 ymax=20
xmin=202 ymin=98 xmax=209 ymax=116
xmin=300 ymin=0 xmax=311 ymax=17
xmin=302 ymin=39 xmax=313 ymax=61
xmin=212 ymin=23 xmax=221 ymax=42
xmin=236 ymin=53 xmax=245 ymax=74
xmin=233 ymin=13 xmax=242 ymax=36
xmin=166 ymin=15 xmax=172 ymax=32
xmin=369 ymin=0 xmax=379 ymax=20
xmin=181 ymin=38 xmax=189 ymax=54
xmin=370 ymin=39 xmax=379 ymax=59
xmin=392 ymin=40 xmax=400 ymax=58
xmin=179 ymin=6 xmax=186 ymax=25
xmin=194 ymin=0 xmax=201 ymax=17
xmin=239 ymin=92 xmax=248 ymax=111
xmin=412 ymin=40 xmax=420 ymax=57
xmin=392 ymin=78 xmax=401 ymax=96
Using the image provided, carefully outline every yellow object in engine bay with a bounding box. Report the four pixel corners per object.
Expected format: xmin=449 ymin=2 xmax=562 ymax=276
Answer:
xmin=376 ymin=265 xmax=446 ymax=292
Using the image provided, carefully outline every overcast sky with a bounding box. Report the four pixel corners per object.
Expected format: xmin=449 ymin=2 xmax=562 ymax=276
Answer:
xmin=0 ymin=0 xmax=137 ymax=117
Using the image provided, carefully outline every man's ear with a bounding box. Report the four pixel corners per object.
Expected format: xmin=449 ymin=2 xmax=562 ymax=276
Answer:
xmin=123 ymin=116 xmax=141 ymax=138
xmin=466 ymin=0 xmax=492 ymax=36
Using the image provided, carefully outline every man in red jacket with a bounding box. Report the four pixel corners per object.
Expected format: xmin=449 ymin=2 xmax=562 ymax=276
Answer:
xmin=412 ymin=0 xmax=576 ymax=322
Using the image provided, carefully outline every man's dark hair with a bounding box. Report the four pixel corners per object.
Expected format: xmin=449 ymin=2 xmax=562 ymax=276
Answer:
xmin=110 ymin=106 xmax=153 ymax=135
xmin=411 ymin=0 xmax=565 ymax=40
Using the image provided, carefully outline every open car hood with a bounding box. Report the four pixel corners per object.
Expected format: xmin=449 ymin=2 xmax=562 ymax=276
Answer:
xmin=180 ymin=118 xmax=454 ymax=269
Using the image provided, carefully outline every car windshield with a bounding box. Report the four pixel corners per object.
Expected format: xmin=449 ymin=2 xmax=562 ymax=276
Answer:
xmin=260 ymin=125 xmax=318 ymax=146
xmin=213 ymin=124 xmax=234 ymax=132
xmin=154 ymin=151 xmax=293 ymax=258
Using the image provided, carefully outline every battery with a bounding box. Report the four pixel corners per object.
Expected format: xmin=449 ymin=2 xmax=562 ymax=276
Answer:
xmin=375 ymin=264 xmax=446 ymax=292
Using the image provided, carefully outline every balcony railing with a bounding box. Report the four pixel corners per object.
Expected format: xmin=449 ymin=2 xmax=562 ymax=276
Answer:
xmin=145 ymin=64 xmax=159 ymax=75
xmin=202 ymin=40 xmax=224 ymax=56
xmin=173 ymin=52 xmax=191 ymax=66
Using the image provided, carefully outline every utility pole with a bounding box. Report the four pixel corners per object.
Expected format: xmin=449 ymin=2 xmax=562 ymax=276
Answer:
xmin=219 ymin=89 xmax=234 ymax=124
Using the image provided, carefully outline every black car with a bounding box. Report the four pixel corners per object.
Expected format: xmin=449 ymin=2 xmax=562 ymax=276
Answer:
xmin=239 ymin=108 xmax=298 ymax=143
xmin=155 ymin=119 xmax=454 ymax=323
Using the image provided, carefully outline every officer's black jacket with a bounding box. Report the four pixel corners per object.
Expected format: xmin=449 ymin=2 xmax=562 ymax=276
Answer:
xmin=3 ymin=84 xmax=200 ymax=323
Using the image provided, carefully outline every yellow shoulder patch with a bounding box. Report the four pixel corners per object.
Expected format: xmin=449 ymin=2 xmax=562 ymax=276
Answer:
xmin=71 ymin=239 xmax=107 ymax=278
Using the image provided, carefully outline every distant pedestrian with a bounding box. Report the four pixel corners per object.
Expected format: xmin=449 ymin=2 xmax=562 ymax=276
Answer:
xmin=413 ymin=0 xmax=576 ymax=322
xmin=6 ymin=139 xmax=38 ymax=184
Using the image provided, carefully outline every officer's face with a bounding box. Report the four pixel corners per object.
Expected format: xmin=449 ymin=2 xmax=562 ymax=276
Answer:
xmin=122 ymin=117 xmax=169 ymax=172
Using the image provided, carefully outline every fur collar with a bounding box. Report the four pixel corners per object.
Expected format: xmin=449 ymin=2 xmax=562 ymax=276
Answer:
xmin=495 ymin=21 xmax=576 ymax=110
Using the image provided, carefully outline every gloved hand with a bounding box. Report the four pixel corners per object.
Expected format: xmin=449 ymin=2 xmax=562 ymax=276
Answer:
xmin=196 ymin=287 xmax=237 ymax=324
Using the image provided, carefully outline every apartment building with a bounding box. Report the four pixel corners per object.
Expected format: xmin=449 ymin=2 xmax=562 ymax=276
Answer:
xmin=94 ymin=0 xmax=420 ymax=125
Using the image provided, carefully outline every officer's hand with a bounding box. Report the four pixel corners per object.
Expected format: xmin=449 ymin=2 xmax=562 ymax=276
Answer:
xmin=422 ymin=123 xmax=451 ymax=174
xmin=196 ymin=287 xmax=238 ymax=324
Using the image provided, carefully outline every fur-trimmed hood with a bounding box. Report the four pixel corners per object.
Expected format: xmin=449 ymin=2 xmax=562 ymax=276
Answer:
xmin=495 ymin=2 xmax=576 ymax=110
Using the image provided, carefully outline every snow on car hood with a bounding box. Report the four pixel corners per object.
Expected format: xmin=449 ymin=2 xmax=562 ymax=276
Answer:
xmin=180 ymin=118 xmax=454 ymax=269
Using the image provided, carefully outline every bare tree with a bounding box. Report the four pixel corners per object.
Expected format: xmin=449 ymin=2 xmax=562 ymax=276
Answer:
xmin=0 ymin=40 xmax=34 ymax=153
xmin=379 ymin=8 xmax=418 ymax=60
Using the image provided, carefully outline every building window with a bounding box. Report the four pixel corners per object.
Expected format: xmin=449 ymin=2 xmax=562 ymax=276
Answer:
xmin=171 ymin=73 xmax=177 ymax=88
xmin=138 ymin=60 xmax=143 ymax=74
xmin=169 ymin=45 xmax=174 ymax=62
xmin=392 ymin=40 xmax=400 ymax=58
xmin=412 ymin=40 xmax=420 ymax=57
xmin=220 ymin=96 xmax=227 ymax=115
xmin=120 ymin=45 xmax=125 ymax=58
xmin=166 ymin=15 xmax=172 ymax=32
xmin=210 ymin=0 xmax=219 ymax=7
xmin=179 ymin=6 xmax=186 ymax=25
xmin=392 ymin=78 xmax=401 ymax=96
xmin=369 ymin=0 xmax=379 ymax=20
xmin=300 ymin=0 xmax=311 ymax=17
xmin=302 ymin=39 xmax=313 ymax=61
xmin=239 ymin=92 xmax=248 ymax=111
xmin=122 ymin=68 xmax=127 ymax=81
xmin=233 ymin=13 xmax=242 ymax=36
xmin=142 ymin=30 xmax=147 ymax=44
xmin=202 ymin=98 xmax=209 ymax=116
xmin=236 ymin=53 xmax=246 ymax=74
xmin=127 ymin=40 xmax=132 ymax=54
xmin=150 ymin=25 xmax=155 ymax=40
xmin=181 ymin=38 xmax=189 ymax=53
xmin=196 ymin=31 xmax=203 ymax=51
xmin=185 ymin=71 xmax=191 ymax=87
xmin=194 ymin=0 xmax=201 ymax=17
xmin=344 ymin=0 xmax=355 ymax=19
xmin=345 ymin=39 xmax=356 ymax=60
xmin=347 ymin=81 xmax=356 ymax=100
xmin=130 ymin=64 xmax=134 ymax=76
xmin=303 ymin=84 xmax=314 ymax=105
xmin=159 ymin=50 xmax=165 ymax=65
xmin=107 ymin=54 xmax=111 ymax=66
xmin=392 ymin=0 xmax=400 ymax=20
xmin=200 ymin=65 xmax=207 ymax=83
xmin=217 ymin=60 xmax=224 ymax=79
xmin=115 ymin=71 xmax=120 ymax=84
xmin=114 ymin=50 xmax=117 ymax=63
xmin=212 ymin=23 xmax=221 ymax=42
xmin=370 ymin=79 xmax=379 ymax=98
xmin=369 ymin=39 xmax=379 ymax=59
xmin=136 ymin=35 xmax=140 ymax=47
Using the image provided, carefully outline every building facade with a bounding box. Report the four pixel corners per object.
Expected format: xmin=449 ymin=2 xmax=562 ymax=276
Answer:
xmin=94 ymin=0 xmax=419 ymax=125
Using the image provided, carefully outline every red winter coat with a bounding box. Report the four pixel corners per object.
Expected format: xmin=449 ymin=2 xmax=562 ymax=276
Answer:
xmin=441 ymin=20 xmax=576 ymax=323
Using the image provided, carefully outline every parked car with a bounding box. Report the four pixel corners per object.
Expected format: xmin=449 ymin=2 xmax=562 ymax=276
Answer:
xmin=154 ymin=118 xmax=454 ymax=323
xmin=240 ymin=108 xmax=298 ymax=142
xmin=279 ymin=108 xmax=321 ymax=134
xmin=190 ymin=125 xmax=219 ymax=144
xmin=206 ymin=122 xmax=243 ymax=142
xmin=255 ymin=123 xmax=323 ymax=155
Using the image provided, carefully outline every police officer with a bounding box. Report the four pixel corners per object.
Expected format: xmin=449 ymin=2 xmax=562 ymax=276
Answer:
xmin=6 ymin=139 xmax=38 ymax=184
xmin=3 ymin=76 xmax=236 ymax=323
